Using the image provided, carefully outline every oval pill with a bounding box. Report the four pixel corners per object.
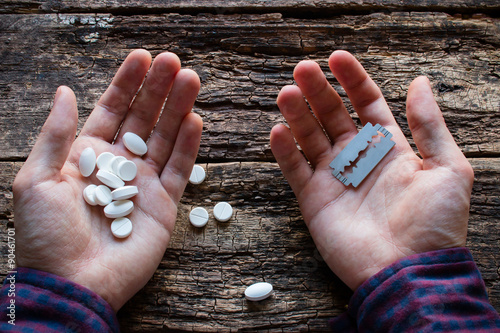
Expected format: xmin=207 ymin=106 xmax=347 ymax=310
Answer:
xmin=189 ymin=165 xmax=206 ymax=185
xmin=94 ymin=185 xmax=112 ymax=206
xmin=110 ymin=156 xmax=127 ymax=175
xmin=213 ymin=202 xmax=233 ymax=222
xmin=96 ymin=152 xmax=115 ymax=172
xmin=123 ymin=132 xmax=148 ymax=156
xmin=83 ymin=184 xmax=98 ymax=206
xmin=111 ymin=217 xmax=133 ymax=238
xmin=117 ymin=160 xmax=137 ymax=181
xmin=189 ymin=207 xmax=209 ymax=228
xmin=96 ymin=169 xmax=125 ymax=189
xmin=111 ymin=186 xmax=138 ymax=201
xmin=244 ymin=282 xmax=273 ymax=301
xmin=79 ymin=147 xmax=96 ymax=177
xmin=104 ymin=200 xmax=134 ymax=219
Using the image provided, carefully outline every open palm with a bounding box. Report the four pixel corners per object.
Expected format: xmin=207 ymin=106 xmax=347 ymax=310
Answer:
xmin=270 ymin=51 xmax=474 ymax=290
xmin=13 ymin=50 xmax=202 ymax=311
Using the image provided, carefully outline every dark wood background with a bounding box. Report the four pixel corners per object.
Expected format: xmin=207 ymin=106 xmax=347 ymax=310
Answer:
xmin=0 ymin=1 xmax=499 ymax=331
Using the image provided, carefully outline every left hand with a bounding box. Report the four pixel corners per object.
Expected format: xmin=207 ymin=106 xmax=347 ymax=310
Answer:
xmin=13 ymin=49 xmax=203 ymax=311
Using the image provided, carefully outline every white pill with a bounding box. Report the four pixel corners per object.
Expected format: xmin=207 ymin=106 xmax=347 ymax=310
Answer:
xmin=117 ymin=160 xmax=137 ymax=181
xmin=79 ymin=147 xmax=96 ymax=177
xmin=96 ymin=152 xmax=115 ymax=172
xmin=123 ymin=132 xmax=148 ymax=156
xmin=213 ymin=202 xmax=233 ymax=222
xmin=111 ymin=186 xmax=138 ymax=201
xmin=111 ymin=217 xmax=133 ymax=239
xmin=94 ymin=185 xmax=112 ymax=206
xmin=244 ymin=282 xmax=273 ymax=301
xmin=96 ymin=169 xmax=125 ymax=189
xmin=110 ymin=156 xmax=127 ymax=174
xmin=189 ymin=207 xmax=209 ymax=228
xmin=83 ymin=184 xmax=98 ymax=206
xmin=104 ymin=200 xmax=134 ymax=219
xmin=189 ymin=165 xmax=206 ymax=185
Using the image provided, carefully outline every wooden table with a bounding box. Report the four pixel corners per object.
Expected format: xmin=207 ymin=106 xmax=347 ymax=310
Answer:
xmin=1 ymin=1 xmax=499 ymax=331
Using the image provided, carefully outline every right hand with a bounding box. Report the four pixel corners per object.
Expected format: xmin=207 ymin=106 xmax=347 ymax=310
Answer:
xmin=270 ymin=50 xmax=474 ymax=290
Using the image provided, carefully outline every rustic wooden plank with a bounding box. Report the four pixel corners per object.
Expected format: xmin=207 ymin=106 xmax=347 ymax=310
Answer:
xmin=1 ymin=0 xmax=499 ymax=14
xmin=0 ymin=158 xmax=498 ymax=331
xmin=0 ymin=13 xmax=499 ymax=162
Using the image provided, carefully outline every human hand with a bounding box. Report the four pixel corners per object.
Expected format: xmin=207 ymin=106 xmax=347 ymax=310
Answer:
xmin=270 ymin=51 xmax=474 ymax=290
xmin=13 ymin=50 xmax=202 ymax=311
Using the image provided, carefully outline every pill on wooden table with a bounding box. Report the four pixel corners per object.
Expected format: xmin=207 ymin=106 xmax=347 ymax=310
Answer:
xmin=111 ymin=186 xmax=138 ymax=200
xmin=111 ymin=217 xmax=133 ymax=238
xmin=83 ymin=184 xmax=98 ymax=206
xmin=117 ymin=160 xmax=137 ymax=181
xmin=110 ymin=156 xmax=127 ymax=175
xmin=244 ymin=282 xmax=273 ymax=301
xmin=96 ymin=152 xmax=115 ymax=172
xmin=123 ymin=132 xmax=148 ymax=156
xmin=79 ymin=147 xmax=96 ymax=177
xmin=94 ymin=185 xmax=112 ymax=206
xmin=189 ymin=165 xmax=206 ymax=185
xmin=213 ymin=202 xmax=233 ymax=222
xmin=96 ymin=169 xmax=125 ymax=189
xmin=189 ymin=207 xmax=209 ymax=227
xmin=104 ymin=200 xmax=134 ymax=218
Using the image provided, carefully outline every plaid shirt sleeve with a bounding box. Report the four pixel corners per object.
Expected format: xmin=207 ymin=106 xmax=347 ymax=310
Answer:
xmin=330 ymin=247 xmax=500 ymax=332
xmin=0 ymin=267 xmax=119 ymax=332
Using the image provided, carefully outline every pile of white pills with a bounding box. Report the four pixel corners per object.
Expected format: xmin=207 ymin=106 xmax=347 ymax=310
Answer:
xmin=79 ymin=132 xmax=147 ymax=239
xmin=188 ymin=165 xmax=234 ymax=228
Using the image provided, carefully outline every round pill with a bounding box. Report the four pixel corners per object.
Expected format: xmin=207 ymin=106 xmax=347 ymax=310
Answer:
xmin=96 ymin=152 xmax=115 ymax=172
xmin=96 ymin=169 xmax=125 ymax=189
xmin=244 ymin=282 xmax=273 ymax=302
xmin=94 ymin=185 xmax=112 ymax=206
xmin=104 ymin=200 xmax=134 ymax=219
xmin=79 ymin=147 xmax=96 ymax=177
xmin=117 ymin=160 xmax=137 ymax=181
xmin=110 ymin=156 xmax=127 ymax=174
xmin=189 ymin=165 xmax=206 ymax=185
xmin=111 ymin=186 xmax=138 ymax=201
xmin=189 ymin=207 xmax=209 ymax=228
xmin=123 ymin=132 xmax=148 ymax=156
xmin=213 ymin=202 xmax=233 ymax=222
xmin=111 ymin=217 xmax=133 ymax=238
xmin=83 ymin=184 xmax=98 ymax=206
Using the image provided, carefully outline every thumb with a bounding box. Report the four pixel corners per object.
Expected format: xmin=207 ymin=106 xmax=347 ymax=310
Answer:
xmin=406 ymin=77 xmax=468 ymax=173
xmin=22 ymin=86 xmax=78 ymax=182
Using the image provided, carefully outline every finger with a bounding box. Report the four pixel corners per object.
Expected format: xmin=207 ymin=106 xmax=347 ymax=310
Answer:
xmin=293 ymin=60 xmax=357 ymax=143
xmin=117 ymin=52 xmax=181 ymax=140
xmin=270 ymin=124 xmax=313 ymax=198
xmin=22 ymin=86 xmax=78 ymax=181
xmin=277 ymin=85 xmax=332 ymax=167
xmin=407 ymin=76 xmax=471 ymax=173
xmin=160 ymin=112 xmax=203 ymax=204
xmin=328 ymin=50 xmax=398 ymax=129
xmin=80 ymin=49 xmax=152 ymax=142
xmin=145 ymin=69 xmax=200 ymax=173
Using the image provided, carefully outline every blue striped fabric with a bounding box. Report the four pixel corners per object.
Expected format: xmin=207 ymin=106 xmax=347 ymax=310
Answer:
xmin=330 ymin=247 xmax=500 ymax=332
xmin=0 ymin=267 xmax=119 ymax=332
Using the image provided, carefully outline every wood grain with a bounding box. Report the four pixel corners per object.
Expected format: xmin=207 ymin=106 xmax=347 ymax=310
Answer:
xmin=0 ymin=13 xmax=498 ymax=161
xmin=1 ymin=0 xmax=499 ymax=14
xmin=0 ymin=6 xmax=499 ymax=331
xmin=0 ymin=159 xmax=498 ymax=331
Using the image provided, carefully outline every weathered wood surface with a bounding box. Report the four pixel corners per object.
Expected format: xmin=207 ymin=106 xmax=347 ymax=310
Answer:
xmin=0 ymin=13 xmax=499 ymax=161
xmin=0 ymin=5 xmax=499 ymax=332
xmin=1 ymin=0 xmax=500 ymax=14
xmin=0 ymin=159 xmax=499 ymax=331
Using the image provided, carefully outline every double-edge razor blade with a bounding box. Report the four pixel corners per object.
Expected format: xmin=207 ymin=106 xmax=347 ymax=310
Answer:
xmin=329 ymin=122 xmax=395 ymax=187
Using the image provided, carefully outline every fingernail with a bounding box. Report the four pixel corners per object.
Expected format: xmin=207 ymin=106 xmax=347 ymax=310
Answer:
xmin=53 ymin=86 xmax=63 ymax=104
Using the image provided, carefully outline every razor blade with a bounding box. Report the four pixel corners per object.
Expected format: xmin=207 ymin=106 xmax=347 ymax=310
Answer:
xmin=329 ymin=122 xmax=395 ymax=187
